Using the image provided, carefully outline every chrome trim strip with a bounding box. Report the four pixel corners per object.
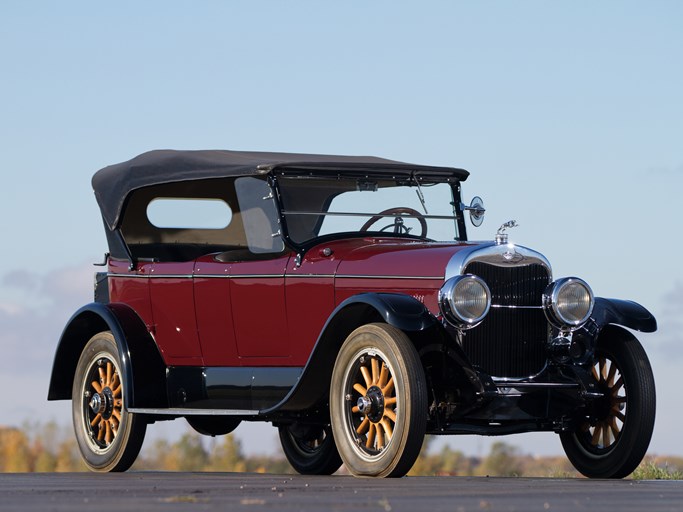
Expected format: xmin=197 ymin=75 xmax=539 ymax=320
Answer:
xmin=108 ymin=273 xmax=287 ymax=279
xmin=108 ymin=273 xmax=442 ymax=280
xmin=148 ymin=274 xmax=195 ymax=279
xmin=230 ymin=274 xmax=285 ymax=279
xmin=445 ymin=242 xmax=552 ymax=280
xmin=127 ymin=407 xmax=260 ymax=416
xmin=335 ymin=274 xmax=443 ymax=280
xmin=490 ymin=304 xmax=543 ymax=310
xmin=287 ymin=274 xmax=336 ymax=278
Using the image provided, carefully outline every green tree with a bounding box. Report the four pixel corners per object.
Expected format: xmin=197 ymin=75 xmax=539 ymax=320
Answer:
xmin=477 ymin=441 xmax=522 ymax=476
xmin=206 ymin=434 xmax=247 ymax=472
xmin=437 ymin=445 xmax=473 ymax=475
xmin=168 ymin=432 xmax=209 ymax=471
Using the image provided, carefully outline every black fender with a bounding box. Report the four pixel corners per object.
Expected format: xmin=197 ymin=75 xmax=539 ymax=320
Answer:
xmin=335 ymin=293 xmax=438 ymax=332
xmin=592 ymin=297 xmax=657 ymax=333
xmin=262 ymin=293 xmax=438 ymax=414
xmin=47 ymin=302 xmax=167 ymax=408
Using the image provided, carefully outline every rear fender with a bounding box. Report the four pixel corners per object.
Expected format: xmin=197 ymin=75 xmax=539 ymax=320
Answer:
xmin=47 ymin=302 xmax=167 ymax=408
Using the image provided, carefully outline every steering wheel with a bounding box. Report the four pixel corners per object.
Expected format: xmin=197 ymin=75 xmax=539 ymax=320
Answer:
xmin=360 ymin=207 xmax=428 ymax=238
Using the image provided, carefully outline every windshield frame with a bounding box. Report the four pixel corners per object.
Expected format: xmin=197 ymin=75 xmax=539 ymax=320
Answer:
xmin=270 ymin=171 xmax=469 ymax=253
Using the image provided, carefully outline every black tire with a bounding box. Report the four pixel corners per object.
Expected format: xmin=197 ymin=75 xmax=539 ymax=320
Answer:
xmin=560 ymin=329 xmax=656 ymax=478
xmin=278 ymin=423 xmax=342 ymax=475
xmin=187 ymin=416 xmax=241 ymax=436
xmin=330 ymin=323 xmax=427 ymax=477
xmin=72 ymin=332 xmax=146 ymax=472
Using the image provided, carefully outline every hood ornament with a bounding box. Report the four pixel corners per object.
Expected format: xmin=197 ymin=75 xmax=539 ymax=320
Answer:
xmin=495 ymin=220 xmax=518 ymax=245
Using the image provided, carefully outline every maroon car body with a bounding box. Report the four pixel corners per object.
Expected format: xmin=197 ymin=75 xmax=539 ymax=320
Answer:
xmin=48 ymin=150 xmax=657 ymax=478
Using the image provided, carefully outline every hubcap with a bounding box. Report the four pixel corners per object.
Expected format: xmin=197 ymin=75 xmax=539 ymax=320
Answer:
xmin=89 ymin=393 xmax=105 ymax=415
xmin=356 ymin=396 xmax=372 ymax=415
xmin=89 ymin=388 xmax=115 ymax=419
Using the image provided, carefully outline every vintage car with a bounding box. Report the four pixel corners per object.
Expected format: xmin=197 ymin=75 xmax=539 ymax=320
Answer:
xmin=48 ymin=150 xmax=656 ymax=478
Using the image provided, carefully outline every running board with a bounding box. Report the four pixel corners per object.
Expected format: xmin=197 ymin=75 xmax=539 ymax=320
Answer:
xmin=128 ymin=407 xmax=260 ymax=416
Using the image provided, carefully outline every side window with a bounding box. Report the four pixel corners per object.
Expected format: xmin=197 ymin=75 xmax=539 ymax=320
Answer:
xmin=147 ymin=198 xmax=233 ymax=229
xmin=235 ymin=177 xmax=285 ymax=254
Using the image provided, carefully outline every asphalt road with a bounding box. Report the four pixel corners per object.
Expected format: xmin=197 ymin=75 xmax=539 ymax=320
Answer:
xmin=1 ymin=472 xmax=682 ymax=512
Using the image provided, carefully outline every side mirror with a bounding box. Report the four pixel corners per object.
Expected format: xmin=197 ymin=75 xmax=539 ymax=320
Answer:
xmin=465 ymin=196 xmax=486 ymax=227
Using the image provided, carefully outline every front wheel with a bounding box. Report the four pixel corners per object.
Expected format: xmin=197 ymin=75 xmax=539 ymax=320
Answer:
xmin=330 ymin=323 xmax=427 ymax=477
xmin=560 ymin=330 xmax=656 ymax=478
xmin=72 ymin=332 xmax=146 ymax=472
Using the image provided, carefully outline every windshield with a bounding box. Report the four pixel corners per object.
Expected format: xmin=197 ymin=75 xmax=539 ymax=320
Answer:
xmin=277 ymin=175 xmax=463 ymax=245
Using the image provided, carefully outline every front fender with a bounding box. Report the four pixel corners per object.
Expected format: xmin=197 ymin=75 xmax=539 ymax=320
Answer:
xmin=262 ymin=293 xmax=437 ymax=413
xmin=592 ymin=297 xmax=657 ymax=333
xmin=47 ymin=302 xmax=167 ymax=408
xmin=334 ymin=293 xmax=438 ymax=332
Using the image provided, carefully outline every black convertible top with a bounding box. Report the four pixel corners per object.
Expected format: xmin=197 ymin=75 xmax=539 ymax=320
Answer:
xmin=92 ymin=149 xmax=469 ymax=230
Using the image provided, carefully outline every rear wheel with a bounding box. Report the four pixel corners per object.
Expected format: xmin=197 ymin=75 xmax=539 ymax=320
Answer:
xmin=330 ymin=323 xmax=427 ymax=477
xmin=72 ymin=332 xmax=146 ymax=472
xmin=278 ymin=423 xmax=342 ymax=475
xmin=560 ymin=330 xmax=656 ymax=478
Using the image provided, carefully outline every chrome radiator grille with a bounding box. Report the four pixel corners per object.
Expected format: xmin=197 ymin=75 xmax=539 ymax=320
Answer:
xmin=461 ymin=262 xmax=550 ymax=378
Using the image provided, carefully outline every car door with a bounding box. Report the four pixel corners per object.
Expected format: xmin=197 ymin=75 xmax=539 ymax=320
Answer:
xmin=228 ymin=176 xmax=292 ymax=361
xmin=230 ymin=254 xmax=292 ymax=359
xmin=193 ymin=255 xmax=239 ymax=366
xmin=285 ymin=248 xmax=339 ymax=366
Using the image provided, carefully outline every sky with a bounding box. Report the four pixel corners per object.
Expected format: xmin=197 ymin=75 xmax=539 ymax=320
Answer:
xmin=1 ymin=1 xmax=682 ymax=461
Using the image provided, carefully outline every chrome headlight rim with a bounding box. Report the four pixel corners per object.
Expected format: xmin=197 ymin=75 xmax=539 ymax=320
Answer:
xmin=543 ymin=277 xmax=595 ymax=331
xmin=438 ymin=274 xmax=491 ymax=329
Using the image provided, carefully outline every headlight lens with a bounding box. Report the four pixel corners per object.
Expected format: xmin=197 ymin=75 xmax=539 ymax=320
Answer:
xmin=543 ymin=277 xmax=594 ymax=330
xmin=439 ymin=275 xmax=491 ymax=328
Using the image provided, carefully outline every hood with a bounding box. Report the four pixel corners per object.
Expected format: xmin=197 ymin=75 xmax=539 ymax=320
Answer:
xmin=322 ymin=238 xmax=552 ymax=280
xmin=331 ymin=239 xmax=481 ymax=279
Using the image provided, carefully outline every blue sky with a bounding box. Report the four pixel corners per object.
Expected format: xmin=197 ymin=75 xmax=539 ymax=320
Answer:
xmin=1 ymin=2 xmax=681 ymax=459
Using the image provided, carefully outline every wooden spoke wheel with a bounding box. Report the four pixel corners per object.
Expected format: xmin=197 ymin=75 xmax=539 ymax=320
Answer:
xmin=330 ymin=323 xmax=427 ymax=478
xmin=72 ymin=332 xmax=146 ymax=472
xmin=278 ymin=423 xmax=342 ymax=475
xmin=560 ymin=328 xmax=656 ymax=478
xmin=582 ymin=356 xmax=627 ymax=451
xmin=346 ymin=352 xmax=397 ymax=454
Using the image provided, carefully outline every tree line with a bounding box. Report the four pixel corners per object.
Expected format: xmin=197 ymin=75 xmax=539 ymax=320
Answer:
xmin=1 ymin=422 xmax=681 ymax=478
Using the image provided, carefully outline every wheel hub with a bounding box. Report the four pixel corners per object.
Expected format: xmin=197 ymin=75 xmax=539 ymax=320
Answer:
xmin=89 ymin=387 xmax=115 ymax=420
xmin=359 ymin=385 xmax=385 ymax=423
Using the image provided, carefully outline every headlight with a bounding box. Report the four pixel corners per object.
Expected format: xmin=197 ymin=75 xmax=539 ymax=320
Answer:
xmin=543 ymin=277 xmax=594 ymax=330
xmin=439 ymin=275 xmax=491 ymax=328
